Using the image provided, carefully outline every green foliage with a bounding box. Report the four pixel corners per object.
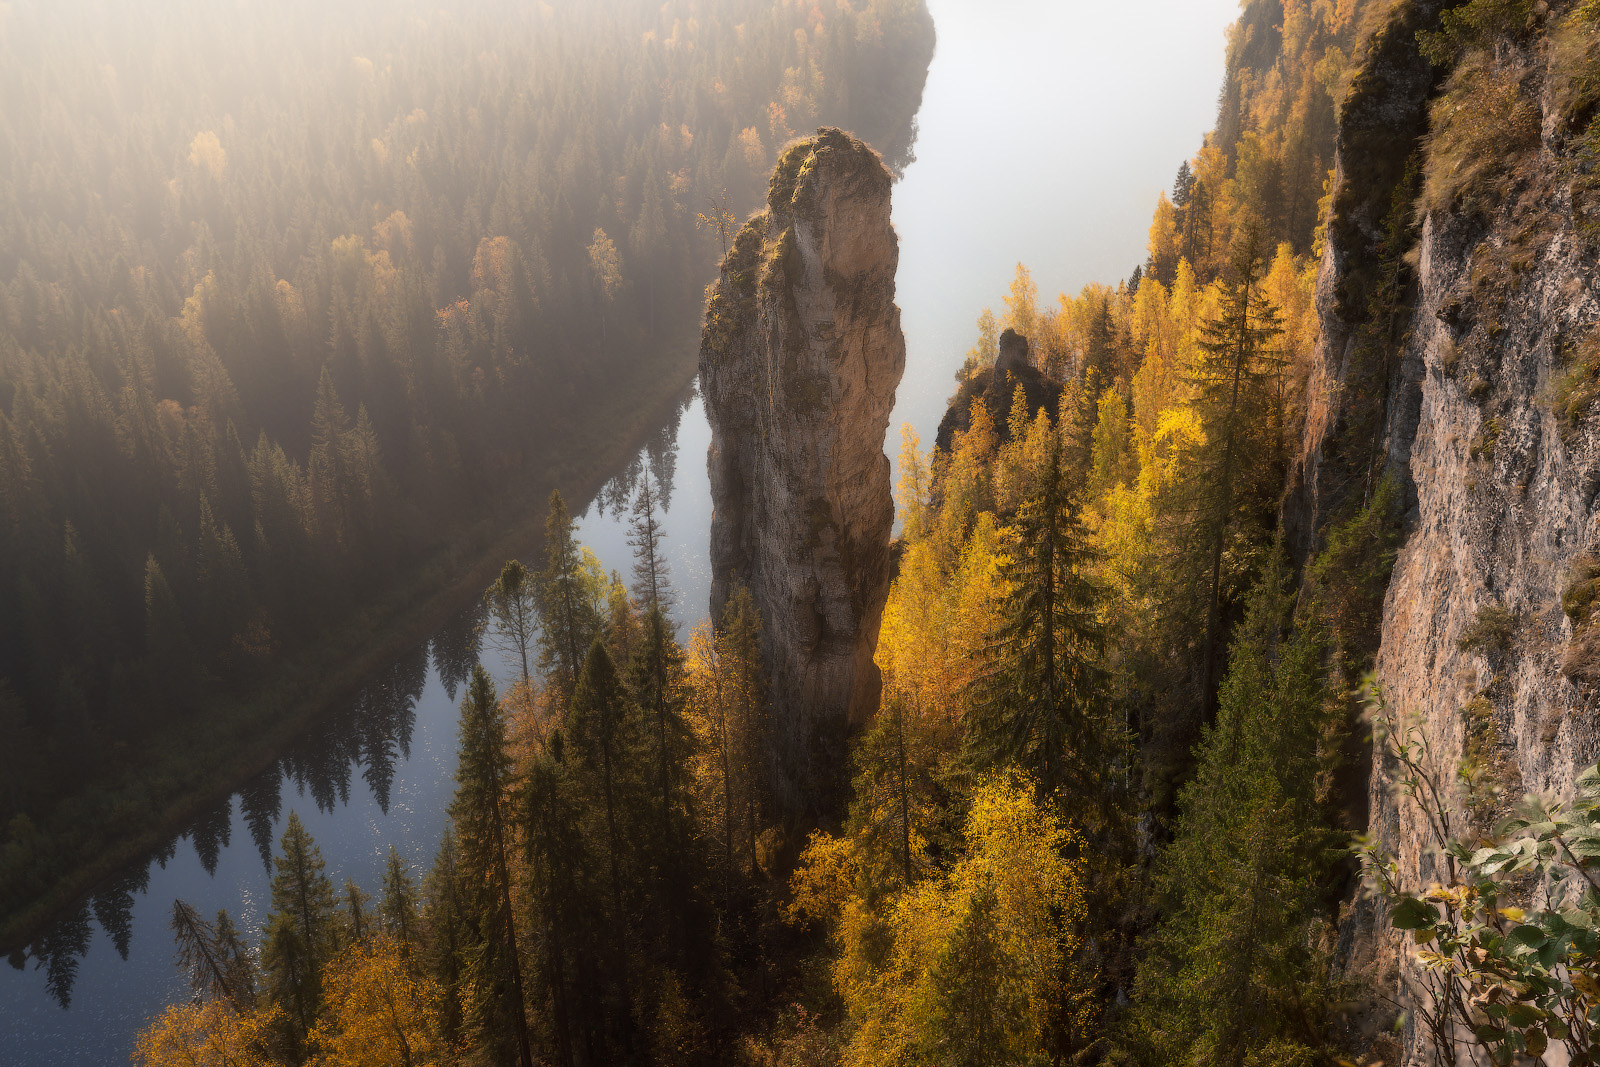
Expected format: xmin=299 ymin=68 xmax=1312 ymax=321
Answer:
xmin=1122 ymin=555 xmax=1343 ymax=1066
xmin=1418 ymin=0 xmax=1536 ymax=67
xmin=1306 ymin=475 xmax=1405 ymax=678
xmin=1458 ymin=603 xmax=1518 ymax=657
xmin=1470 ymin=416 xmax=1507 ymax=460
xmin=260 ymin=812 xmax=342 ymax=1059
xmin=965 ymin=440 xmax=1111 ymax=807
xmin=1360 ymin=693 xmax=1600 ymax=1064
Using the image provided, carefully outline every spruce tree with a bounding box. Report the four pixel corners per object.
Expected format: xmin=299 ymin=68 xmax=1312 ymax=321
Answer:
xmin=627 ymin=467 xmax=674 ymax=615
xmin=568 ymin=638 xmax=643 ymax=1056
xmin=379 ymin=845 xmax=420 ymax=954
xmin=965 ymin=439 xmax=1109 ymax=808
xmin=1185 ymin=228 xmax=1286 ymax=721
xmin=538 ymin=491 xmax=602 ymax=707
xmin=1126 ymin=553 xmax=1340 ymax=1065
xmin=448 ymin=665 xmax=534 ymax=1067
xmin=260 ymin=811 xmax=340 ymax=1057
xmin=523 ymin=722 xmax=591 ymax=1067
xmin=421 ymin=829 xmax=468 ymax=1046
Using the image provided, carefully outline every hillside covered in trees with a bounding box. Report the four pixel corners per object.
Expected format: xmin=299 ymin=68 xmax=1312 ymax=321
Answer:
xmin=48 ymin=0 xmax=1600 ymax=1064
xmin=124 ymin=0 xmax=1401 ymax=1063
xmin=0 ymin=0 xmax=935 ymax=939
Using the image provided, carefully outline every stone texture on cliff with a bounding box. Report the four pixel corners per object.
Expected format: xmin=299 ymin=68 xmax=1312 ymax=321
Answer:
xmin=1289 ymin=4 xmax=1600 ymax=1057
xmin=699 ymin=127 xmax=905 ymax=813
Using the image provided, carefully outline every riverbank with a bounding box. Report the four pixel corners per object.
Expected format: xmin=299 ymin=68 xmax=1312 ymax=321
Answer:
xmin=0 ymin=340 xmax=702 ymax=954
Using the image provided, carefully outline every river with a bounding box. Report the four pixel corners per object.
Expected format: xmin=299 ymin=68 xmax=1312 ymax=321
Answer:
xmin=0 ymin=1 xmax=1236 ymax=1060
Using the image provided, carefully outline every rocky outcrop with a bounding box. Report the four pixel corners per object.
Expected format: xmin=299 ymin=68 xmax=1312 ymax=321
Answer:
xmin=1290 ymin=4 xmax=1600 ymax=1057
xmin=935 ymin=328 xmax=1062 ymax=453
xmin=699 ymin=127 xmax=905 ymax=815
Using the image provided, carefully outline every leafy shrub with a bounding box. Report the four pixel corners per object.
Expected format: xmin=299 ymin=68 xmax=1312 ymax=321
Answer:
xmin=1562 ymin=556 xmax=1600 ymax=683
xmin=1360 ymin=687 xmax=1600 ymax=1064
xmin=1470 ymin=416 xmax=1505 ymax=458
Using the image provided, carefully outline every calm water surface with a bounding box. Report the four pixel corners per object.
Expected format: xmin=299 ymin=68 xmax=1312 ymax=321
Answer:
xmin=0 ymin=2 xmax=1238 ymax=1059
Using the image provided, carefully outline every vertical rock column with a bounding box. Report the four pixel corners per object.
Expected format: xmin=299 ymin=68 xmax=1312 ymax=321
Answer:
xmin=699 ymin=127 xmax=906 ymax=815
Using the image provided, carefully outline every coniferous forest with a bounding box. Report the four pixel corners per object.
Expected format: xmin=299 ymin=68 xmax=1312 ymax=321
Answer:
xmin=21 ymin=0 xmax=1600 ymax=1065
xmin=0 ymin=0 xmax=935 ymax=937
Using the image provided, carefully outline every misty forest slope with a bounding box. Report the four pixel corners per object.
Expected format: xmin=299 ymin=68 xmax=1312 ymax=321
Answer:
xmin=0 ymin=0 xmax=934 ymax=940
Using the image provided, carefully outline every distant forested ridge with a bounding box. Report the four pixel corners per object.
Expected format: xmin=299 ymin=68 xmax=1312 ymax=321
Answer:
xmin=0 ymin=0 xmax=934 ymax=930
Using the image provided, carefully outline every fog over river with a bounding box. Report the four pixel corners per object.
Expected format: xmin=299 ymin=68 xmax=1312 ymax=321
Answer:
xmin=0 ymin=1 xmax=1236 ymax=1060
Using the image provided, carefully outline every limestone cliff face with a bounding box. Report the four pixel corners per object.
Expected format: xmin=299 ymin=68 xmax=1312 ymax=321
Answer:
xmin=699 ymin=128 xmax=905 ymax=813
xmin=1290 ymin=4 xmax=1600 ymax=1055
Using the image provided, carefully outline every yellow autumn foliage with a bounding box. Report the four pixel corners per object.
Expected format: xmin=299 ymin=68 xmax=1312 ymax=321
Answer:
xmin=829 ymin=773 xmax=1092 ymax=1067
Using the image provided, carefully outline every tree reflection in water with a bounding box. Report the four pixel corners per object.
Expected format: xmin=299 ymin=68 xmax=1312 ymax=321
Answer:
xmin=11 ymin=618 xmax=465 ymax=1008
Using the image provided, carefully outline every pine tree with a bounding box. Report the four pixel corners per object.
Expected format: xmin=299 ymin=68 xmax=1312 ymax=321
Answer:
xmin=448 ymin=666 xmax=534 ymax=1067
xmin=260 ymin=811 xmax=340 ymax=1057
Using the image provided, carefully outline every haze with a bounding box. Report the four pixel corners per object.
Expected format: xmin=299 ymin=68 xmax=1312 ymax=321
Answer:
xmin=893 ymin=0 xmax=1244 ymax=441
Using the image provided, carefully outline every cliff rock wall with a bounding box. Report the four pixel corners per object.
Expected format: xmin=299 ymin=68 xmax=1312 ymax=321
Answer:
xmin=1291 ymin=3 xmax=1600 ymax=1056
xmin=699 ymin=127 xmax=906 ymax=814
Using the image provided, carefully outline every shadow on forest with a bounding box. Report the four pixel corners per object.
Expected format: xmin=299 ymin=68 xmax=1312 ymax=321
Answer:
xmin=8 ymin=382 xmax=695 ymax=1010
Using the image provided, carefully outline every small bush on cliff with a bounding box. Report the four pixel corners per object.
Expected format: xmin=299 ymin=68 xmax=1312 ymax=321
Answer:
xmin=1418 ymin=0 xmax=1537 ymax=67
xmin=1458 ymin=602 xmax=1518 ymax=657
xmin=1555 ymin=331 xmax=1600 ymax=431
xmin=1360 ymin=687 xmax=1600 ymax=1065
